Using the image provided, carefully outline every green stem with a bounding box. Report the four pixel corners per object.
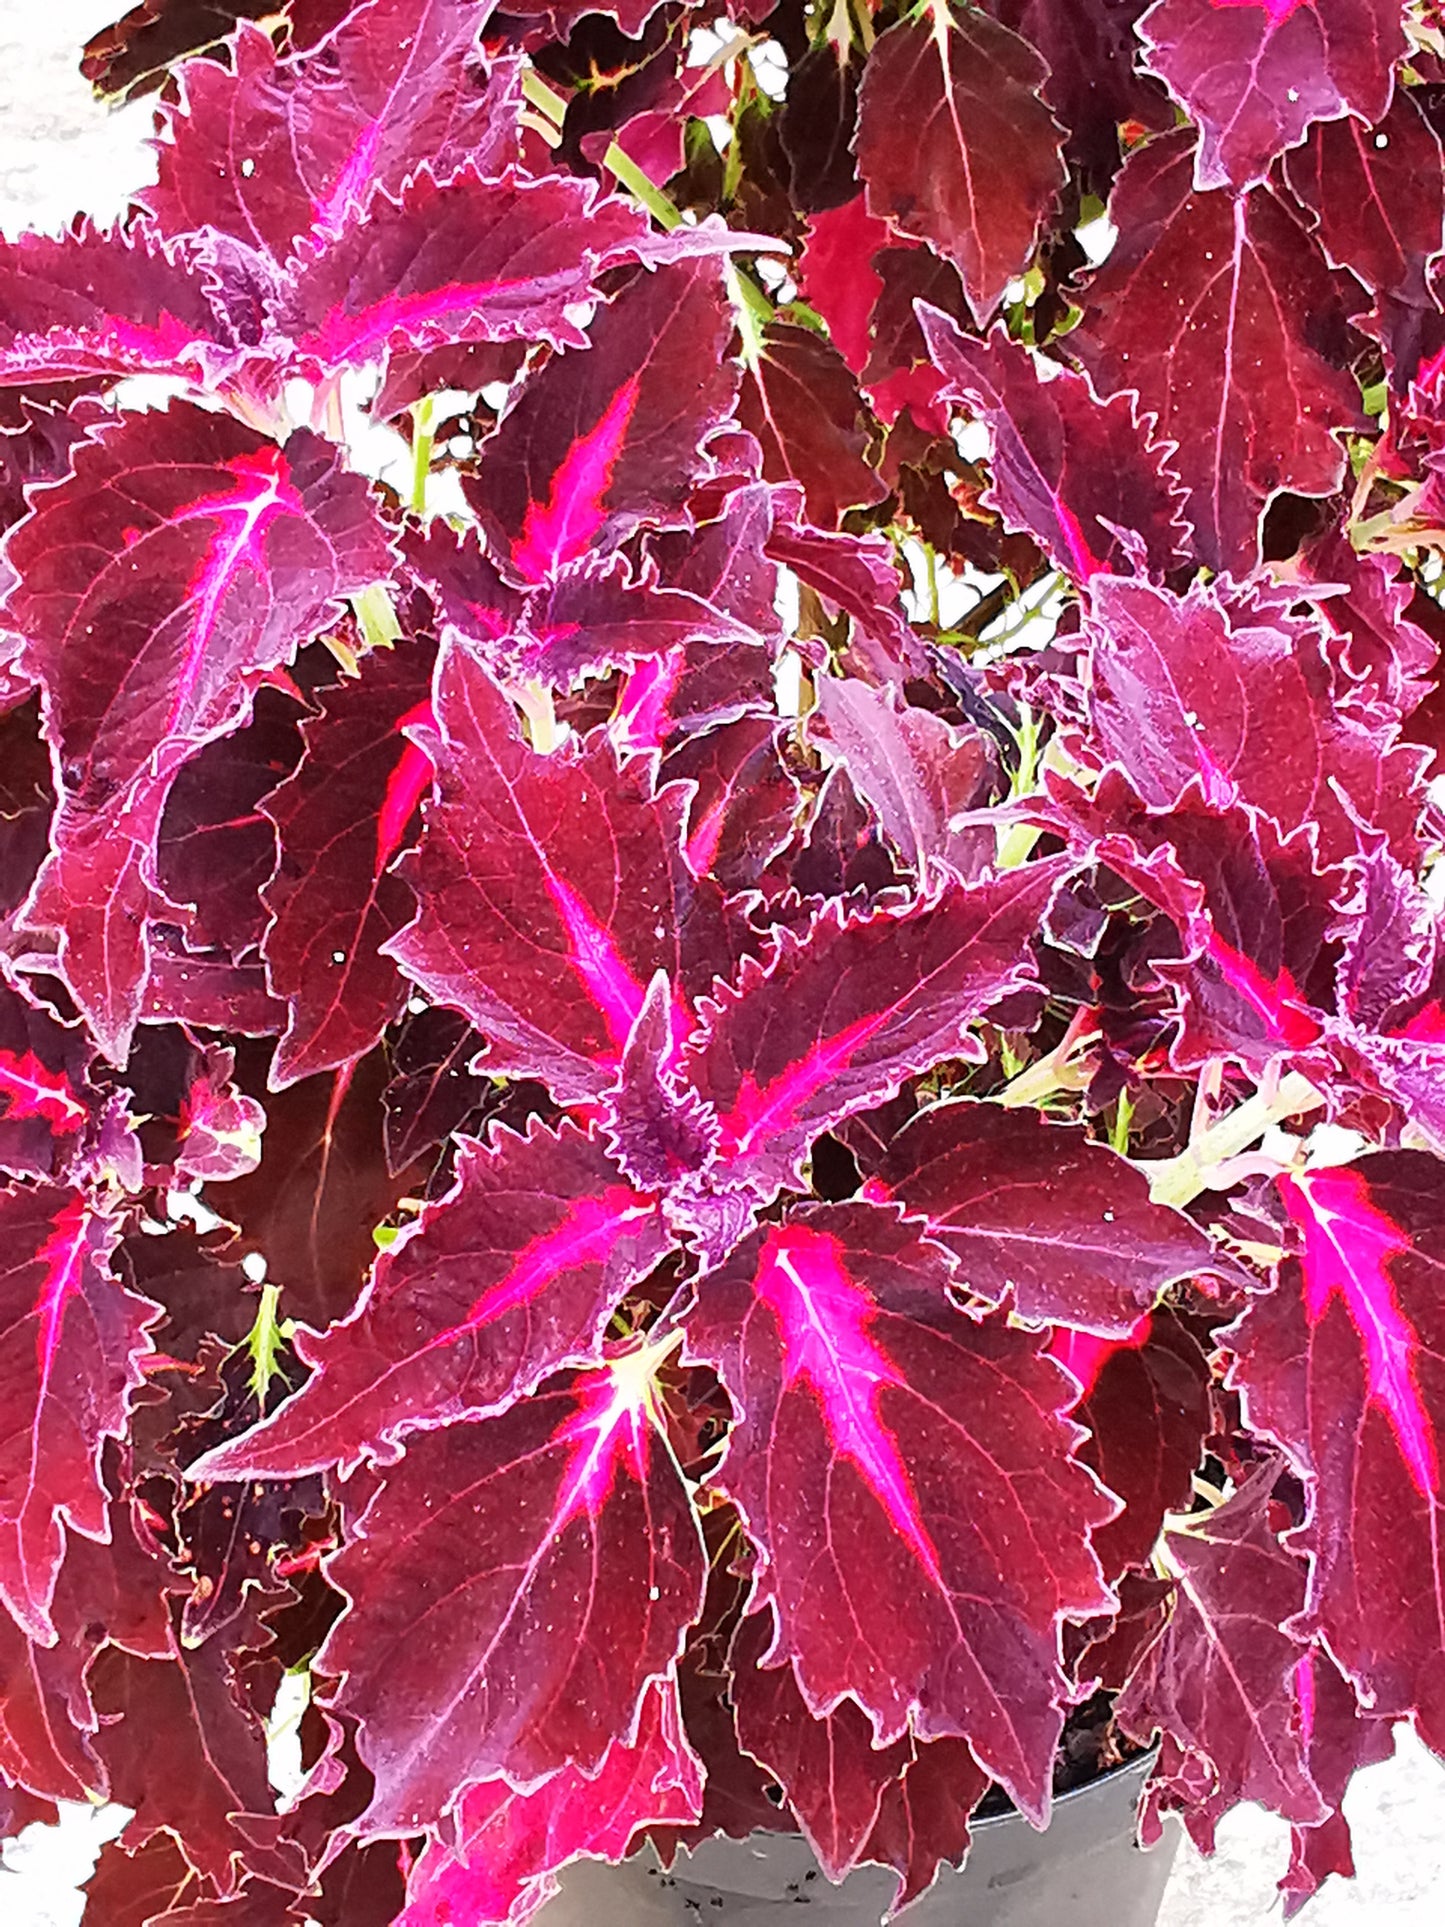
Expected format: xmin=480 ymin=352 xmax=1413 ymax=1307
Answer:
xmin=1144 ymin=1070 xmax=1324 ymax=1210
xmin=519 ymin=65 xmax=567 ymax=126
xmin=602 ymin=140 xmax=681 ymax=229
xmin=409 ymin=395 xmax=436 ymax=516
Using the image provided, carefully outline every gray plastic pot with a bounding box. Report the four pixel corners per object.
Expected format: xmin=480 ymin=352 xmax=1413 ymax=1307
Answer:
xmin=534 ymin=1748 xmax=1178 ymax=1926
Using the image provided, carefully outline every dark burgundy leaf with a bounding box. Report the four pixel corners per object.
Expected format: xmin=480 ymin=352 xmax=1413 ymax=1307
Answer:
xmin=1138 ymin=0 xmax=1405 ymax=190
xmin=320 ymin=1351 xmax=705 ymax=1829
xmin=811 ymin=677 xmax=997 ymax=883
xmin=1071 ymin=1311 xmax=1214 ymax=1580
xmin=205 ymin=1048 xmax=419 ymax=1329
xmin=764 ymin=510 xmax=919 ymax=676
xmin=83 ymin=1834 xmax=209 ymax=1926
xmin=736 ymin=324 xmax=887 ymax=528
xmin=381 ymin=1003 xmax=489 ymax=1175
xmin=0 ymin=1186 xmax=157 ymax=1641
xmin=648 ymin=479 xmax=781 ymax=643
xmin=90 ymin=1636 xmax=304 ymax=1892
xmin=141 ymin=4 xmax=521 ymax=264
xmin=4 ymin=402 xmax=390 ymax=1058
xmin=684 ymin=861 xmax=1066 ymax=1199
xmin=156 ymin=687 xmax=306 ymax=959
xmin=0 ymin=969 xmax=90 ymax=1179
xmin=600 ymin=970 xmax=720 ymax=1193
xmin=188 ymin=1119 xmax=668 ymax=1481
xmin=918 ymin=308 xmax=1189 ymax=582
xmin=855 ymin=7 xmax=1065 ymax=326
xmin=467 ymin=259 xmax=740 ymax=581
xmin=684 ymin=1202 xmax=1113 ymax=1820
xmin=864 ymin=1099 xmax=1226 ymax=1335
xmin=1225 ymin=1158 xmax=1445 ymax=1760
xmin=988 ymin=1 xmax=1173 ymax=186
xmin=521 ymin=553 xmax=759 ymax=685
xmin=1284 ymin=88 xmax=1445 ymax=317
xmin=0 ymin=695 xmax=53 ymax=924
xmin=81 ymin=0 xmax=276 ymax=101
xmin=859 ymin=1735 xmax=987 ymax=1912
xmin=1280 ymin=1646 xmax=1396 ymax=1917
xmin=663 ymin=715 xmax=800 ymax=898
xmin=387 ymin=639 xmax=746 ymax=1103
xmin=1072 ymin=129 xmax=1364 ymax=572
xmin=275 ymin=165 xmax=667 ymax=372
xmin=261 ymin=637 xmax=436 ymax=1085
xmin=1117 ymin=1463 xmax=1326 ymax=1847
xmin=728 ymin=1610 xmax=910 ymax=1882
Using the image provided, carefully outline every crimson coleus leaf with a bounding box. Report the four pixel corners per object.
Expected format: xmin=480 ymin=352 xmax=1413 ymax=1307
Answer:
xmin=4 ymin=401 xmax=391 ymax=1059
xmin=0 ymin=1184 xmax=159 ymax=1641
xmin=855 ymin=3 xmax=1065 ymax=326
xmin=663 ymin=715 xmax=801 ymax=898
xmin=1283 ymin=88 xmax=1445 ymax=355
xmin=386 ymin=639 xmax=746 ymax=1104
xmin=1118 ymin=1462 xmax=1327 ymax=1845
xmin=0 ymin=224 xmax=239 ymax=386
xmin=261 ymin=636 xmax=437 ymax=1086
xmin=1071 ymin=128 xmax=1363 ymax=573
xmin=187 ymin=1118 xmax=668 ymax=1480
xmin=1055 ymin=772 xmax=1338 ymax=1068
xmin=533 ymin=555 xmax=761 ymax=683
xmin=398 ymin=1676 xmax=701 ymax=1927
xmin=859 ymin=1098 xmax=1226 ymax=1335
xmin=204 ymin=1048 xmax=416 ymax=1329
xmin=736 ymin=323 xmax=888 ymax=529
xmin=1138 ymin=0 xmax=1404 ymax=191
xmin=917 ymin=307 xmax=1189 ymax=582
xmin=466 ymin=259 xmax=740 ymax=582
xmin=683 ymin=1202 xmax=1114 ymax=1819
xmin=683 ymin=860 xmax=1066 ymax=1200
xmin=1066 ymin=1310 xmax=1214 ymax=1582
xmin=81 ymin=0 xmax=277 ymax=102
xmin=988 ymin=0 xmax=1174 ymax=184
xmin=140 ymin=3 xmax=521 ymax=265
xmin=278 ymin=165 xmax=746 ymax=374
xmin=0 ymin=1493 xmax=179 ymax=1803
xmin=82 ymin=1834 xmax=206 ymax=1927
xmin=380 ymin=1003 xmax=489 ymax=1175
xmin=1083 ymin=575 xmax=1427 ymax=870
xmin=156 ymin=684 xmax=305 ymax=959
xmin=319 ymin=1345 xmax=706 ymax=1831
xmin=1280 ymin=1647 xmax=1396 ymax=1918
xmin=859 ymin=1734 xmax=988 ymax=1914
xmin=1224 ymin=1157 xmax=1445 ymax=1758
xmin=89 ymin=1633 xmax=305 ymax=1893
xmin=728 ymin=1609 xmax=911 ymax=1883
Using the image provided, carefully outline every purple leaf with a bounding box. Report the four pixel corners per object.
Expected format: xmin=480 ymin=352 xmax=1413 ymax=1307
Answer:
xmin=1139 ymin=0 xmax=1405 ymax=191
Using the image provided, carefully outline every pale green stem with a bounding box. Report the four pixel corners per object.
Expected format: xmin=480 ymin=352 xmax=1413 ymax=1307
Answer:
xmin=409 ymin=395 xmax=436 ymax=516
xmin=602 ymin=139 xmax=682 ymax=229
xmin=1144 ymin=1071 xmax=1324 ymax=1210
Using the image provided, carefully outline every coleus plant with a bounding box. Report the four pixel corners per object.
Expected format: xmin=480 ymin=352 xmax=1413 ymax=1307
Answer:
xmin=2 ymin=0 xmax=1445 ymax=1922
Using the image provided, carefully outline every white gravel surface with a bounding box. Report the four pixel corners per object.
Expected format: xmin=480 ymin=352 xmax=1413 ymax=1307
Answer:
xmin=1 ymin=4 xmax=1442 ymax=1921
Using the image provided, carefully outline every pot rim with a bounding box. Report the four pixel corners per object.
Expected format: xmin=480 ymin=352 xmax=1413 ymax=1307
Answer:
xmin=969 ymin=1738 xmax=1159 ymax=1836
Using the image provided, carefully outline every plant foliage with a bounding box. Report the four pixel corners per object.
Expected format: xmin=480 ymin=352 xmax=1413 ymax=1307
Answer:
xmin=3 ymin=0 xmax=1445 ymax=1920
